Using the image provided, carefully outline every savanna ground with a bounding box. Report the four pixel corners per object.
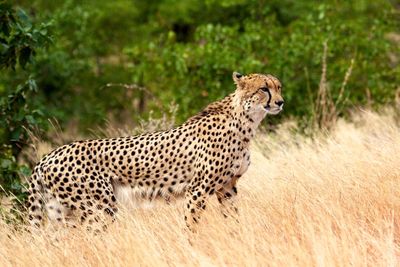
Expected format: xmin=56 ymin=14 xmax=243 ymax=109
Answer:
xmin=1 ymin=108 xmax=400 ymax=266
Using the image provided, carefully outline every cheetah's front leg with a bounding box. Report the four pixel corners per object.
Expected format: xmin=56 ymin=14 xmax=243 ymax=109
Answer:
xmin=216 ymin=176 xmax=240 ymax=220
xmin=184 ymin=181 xmax=213 ymax=232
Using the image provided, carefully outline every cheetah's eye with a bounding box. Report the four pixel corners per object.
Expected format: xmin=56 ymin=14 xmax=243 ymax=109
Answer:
xmin=260 ymin=87 xmax=269 ymax=92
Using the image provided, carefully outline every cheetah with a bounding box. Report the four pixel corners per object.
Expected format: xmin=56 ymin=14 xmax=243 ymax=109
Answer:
xmin=27 ymin=72 xmax=284 ymax=230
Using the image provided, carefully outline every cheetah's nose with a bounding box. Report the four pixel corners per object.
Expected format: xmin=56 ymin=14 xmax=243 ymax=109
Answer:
xmin=275 ymin=100 xmax=284 ymax=107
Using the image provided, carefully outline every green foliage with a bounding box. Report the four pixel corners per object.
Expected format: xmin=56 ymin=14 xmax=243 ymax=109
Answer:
xmin=0 ymin=144 xmax=30 ymax=200
xmin=122 ymin=1 xmax=399 ymax=123
xmin=0 ymin=2 xmax=51 ymax=69
xmin=0 ymin=2 xmax=51 ymax=199
xmin=0 ymin=3 xmax=51 ymax=146
xmin=9 ymin=0 xmax=398 ymax=127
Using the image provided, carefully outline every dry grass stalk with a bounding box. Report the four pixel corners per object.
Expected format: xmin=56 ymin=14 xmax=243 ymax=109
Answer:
xmin=314 ymin=41 xmax=335 ymax=130
xmin=366 ymin=88 xmax=373 ymax=109
xmin=336 ymin=58 xmax=355 ymax=106
xmin=314 ymin=41 xmax=355 ymax=131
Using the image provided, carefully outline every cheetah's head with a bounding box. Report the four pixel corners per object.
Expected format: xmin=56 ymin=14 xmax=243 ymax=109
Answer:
xmin=232 ymin=72 xmax=284 ymax=120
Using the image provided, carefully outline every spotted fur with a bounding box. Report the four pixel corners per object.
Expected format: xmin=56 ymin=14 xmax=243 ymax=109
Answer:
xmin=27 ymin=72 xmax=284 ymax=230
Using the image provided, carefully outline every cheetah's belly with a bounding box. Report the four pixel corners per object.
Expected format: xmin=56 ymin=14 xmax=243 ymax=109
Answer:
xmin=112 ymin=181 xmax=190 ymax=209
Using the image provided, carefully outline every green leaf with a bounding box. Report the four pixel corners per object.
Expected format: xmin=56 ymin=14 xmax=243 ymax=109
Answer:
xmin=1 ymin=159 xmax=13 ymax=169
xmin=16 ymin=8 xmax=31 ymax=28
xmin=27 ymin=78 xmax=37 ymax=92
xmin=10 ymin=182 xmax=22 ymax=191
xmin=18 ymin=46 xmax=32 ymax=69
xmin=25 ymin=115 xmax=36 ymax=125
xmin=10 ymin=128 xmax=21 ymax=141
xmin=19 ymin=166 xmax=31 ymax=177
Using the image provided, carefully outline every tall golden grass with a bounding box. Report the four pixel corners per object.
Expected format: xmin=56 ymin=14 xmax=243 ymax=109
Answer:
xmin=1 ymin=109 xmax=400 ymax=266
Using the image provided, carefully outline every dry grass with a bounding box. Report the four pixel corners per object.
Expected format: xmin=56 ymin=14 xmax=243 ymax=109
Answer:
xmin=1 ymin=109 xmax=400 ymax=266
xmin=313 ymin=41 xmax=355 ymax=131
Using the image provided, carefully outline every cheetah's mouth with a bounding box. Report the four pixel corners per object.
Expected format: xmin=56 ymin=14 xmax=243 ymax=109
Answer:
xmin=264 ymin=104 xmax=283 ymax=114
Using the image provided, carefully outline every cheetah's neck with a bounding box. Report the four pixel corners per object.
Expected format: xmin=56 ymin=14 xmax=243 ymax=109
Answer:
xmin=232 ymin=93 xmax=266 ymax=137
xmin=187 ymin=93 xmax=262 ymax=141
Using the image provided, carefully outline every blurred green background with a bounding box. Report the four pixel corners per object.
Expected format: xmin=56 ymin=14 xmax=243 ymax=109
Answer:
xmin=0 ymin=0 xmax=399 ymax=198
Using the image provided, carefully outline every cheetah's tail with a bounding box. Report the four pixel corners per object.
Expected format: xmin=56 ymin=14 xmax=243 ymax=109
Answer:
xmin=27 ymin=167 xmax=45 ymax=228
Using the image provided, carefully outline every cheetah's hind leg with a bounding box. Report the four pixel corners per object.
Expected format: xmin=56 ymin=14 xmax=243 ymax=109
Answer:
xmin=27 ymin=170 xmax=46 ymax=228
xmin=78 ymin=172 xmax=119 ymax=232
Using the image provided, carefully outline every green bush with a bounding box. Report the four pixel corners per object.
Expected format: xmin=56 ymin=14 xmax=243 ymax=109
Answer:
xmin=0 ymin=2 xmax=51 ymax=199
xmin=10 ymin=0 xmax=399 ymax=127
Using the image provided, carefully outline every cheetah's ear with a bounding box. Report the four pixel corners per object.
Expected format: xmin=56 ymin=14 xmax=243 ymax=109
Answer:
xmin=232 ymin=72 xmax=244 ymax=87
